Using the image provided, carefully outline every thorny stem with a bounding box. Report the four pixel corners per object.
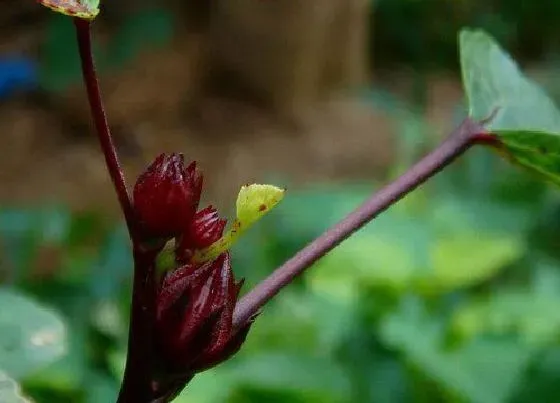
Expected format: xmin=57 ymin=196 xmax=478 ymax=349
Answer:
xmin=233 ymin=117 xmax=488 ymax=329
xmin=74 ymin=18 xmax=137 ymax=237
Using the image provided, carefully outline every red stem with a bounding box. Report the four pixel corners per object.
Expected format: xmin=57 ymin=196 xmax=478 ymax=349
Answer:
xmin=117 ymin=248 xmax=158 ymax=403
xmin=73 ymin=18 xmax=137 ymax=237
xmin=74 ymin=18 xmax=156 ymax=402
xmin=233 ymin=117 xmax=487 ymax=329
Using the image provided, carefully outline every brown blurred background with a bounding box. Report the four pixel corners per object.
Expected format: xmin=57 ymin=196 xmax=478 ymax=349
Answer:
xmin=2 ymin=0 xmax=559 ymax=216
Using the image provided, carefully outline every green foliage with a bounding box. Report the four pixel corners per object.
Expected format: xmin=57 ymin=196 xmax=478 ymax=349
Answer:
xmin=0 ymin=371 xmax=32 ymax=403
xmin=6 ymin=21 xmax=560 ymax=403
xmin=373 ymin=0 xmax=560 ymax=70
xmin=40 ymin=8 xmax=175 ymax=91
xmin=307 ymin=191 xmax=525 ymax=297
xmin=452 ymin=262 xmax=560 ymax=345
xmin=380 ymin=297 xmax=533 ymax=403
xmin=460 ymin=29 xmax=560 ymax=185
xmin=0 ymin=208 xmax=129 ymax=401
xmin=0 ymin=288 xmax=66 ymax=379
xmin=2 ymin=137 xmax=560 ymax=403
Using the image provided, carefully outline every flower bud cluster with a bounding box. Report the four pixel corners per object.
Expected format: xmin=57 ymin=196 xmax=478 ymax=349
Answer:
xmin=133 ymin=153 xmax=251 ymax=381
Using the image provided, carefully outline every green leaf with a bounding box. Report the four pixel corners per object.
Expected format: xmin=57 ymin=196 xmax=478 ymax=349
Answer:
xmin=0 ymin=371 xmax=32 ymax=402
xmin=492 ymin=130 xmax=560 ymax=186
xmin=38 ymin=0 xmax=100 ymax=20
xmin=460 ymin=28 xmax=560 ymax=184
xmin=194 ymin=184 xmax=285 ymax=263
xmin=235 ymin=184 xmax=285 ymax=228
xmin=460 ymin=29 xmax=560 ymax=132
xmin=380 ymin=297 xmax=533 ymax=403
xmin=0 ymin=288 xmax=67 ymax=379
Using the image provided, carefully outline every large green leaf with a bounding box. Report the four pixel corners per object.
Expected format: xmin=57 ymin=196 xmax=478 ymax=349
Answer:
xmin=0 ymin=371 xmax=32 ymax=403
xmin=460 ymin=29 xmax=560 ymax=132
xmin=380 ymin=298 xmax=533 ymax=403
xmin=460 ymin=29 xmax=560 ymax=185
xmin=0 ymin=288 xmax=67 ymax=379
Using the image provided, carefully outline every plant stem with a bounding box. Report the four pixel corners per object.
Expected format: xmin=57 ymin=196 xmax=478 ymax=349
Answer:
xmin=117 ymin=248 xmax=158 ymax=403
xmin=233 ymin=117 xmax=486 ymax=329
xmin=74 ymin=18 xmax=155 ymax=401
xmin=73 ymin=18 xmax=136 ymax=237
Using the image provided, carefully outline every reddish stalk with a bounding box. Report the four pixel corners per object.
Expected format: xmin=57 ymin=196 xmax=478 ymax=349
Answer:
xmin=233 ymin=117 xmax=487 ymax=329
xmin=117 ymin=247 xmax=158 ymax=403
xmin=73 ymin=18 xmax=137 ymax=237
xmin=73 ymin=18 xmax=156 ymax=402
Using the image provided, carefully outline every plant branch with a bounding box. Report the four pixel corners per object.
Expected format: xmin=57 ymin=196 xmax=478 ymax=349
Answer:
xmin=117 ymin=248 xmax=158 ymax=403
xmin=74 ymin=18 xmax=136 ymax=237
xmin=74 ymin=17 xmax=155 ymax=402
xmin=233 ymin=117 xmax=487 ymax=329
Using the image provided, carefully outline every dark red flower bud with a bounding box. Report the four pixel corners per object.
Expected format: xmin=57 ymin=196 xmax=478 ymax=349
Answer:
xmin=190 ymin=206 xmax=227 ymax=249
xmin=155 ymin=252 xmax=249 ymax=375
xmin=133 ymin=153 xmax=203 ymax=239
xmin=175 ymin=206 xmax=227 ymax=264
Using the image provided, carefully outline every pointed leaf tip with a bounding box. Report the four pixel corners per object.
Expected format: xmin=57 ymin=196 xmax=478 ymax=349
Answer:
xmin=236 ymin=184 xmax=285 ymax=228
xmin=459 ymin=28 xmax=560 ymax=186
xmin=193 ymin=184 xmax=285 ymax=264
xmin=459 ymin=28 xmax=560 ymax=134
xmin=38 ymin=0 xmax=100 ymax=20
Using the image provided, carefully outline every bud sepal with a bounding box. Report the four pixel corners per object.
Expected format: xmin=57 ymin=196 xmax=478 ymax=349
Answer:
xmin=133 ymin=153 xmax=203 ymax=240
xmin=155 ymin=253 xmax=249 ymax=375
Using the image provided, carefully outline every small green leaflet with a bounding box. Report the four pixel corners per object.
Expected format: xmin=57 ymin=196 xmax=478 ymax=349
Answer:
xmin=38 ymin=0 xmax=100 ymax=20
xmin=194 ymin=184 xmax=285 ymax=264
xmin=460 ymin=29 xmax=560 ymax=186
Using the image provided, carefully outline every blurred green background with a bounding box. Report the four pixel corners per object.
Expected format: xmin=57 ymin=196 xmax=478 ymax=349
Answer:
xmin=2 ymin=0 xmax=560 ymax=402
